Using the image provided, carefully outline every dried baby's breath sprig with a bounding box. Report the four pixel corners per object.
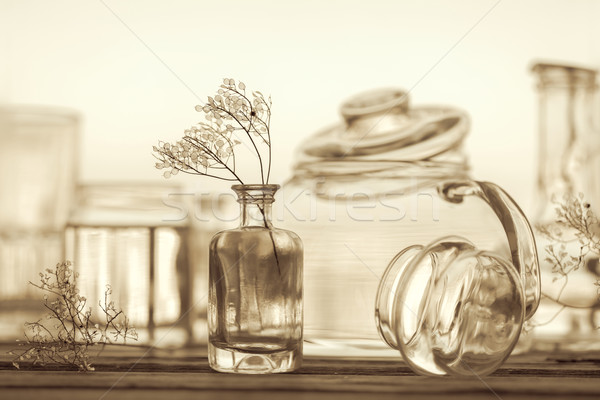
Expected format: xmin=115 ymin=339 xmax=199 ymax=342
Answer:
xmin=9 ymin=261 xmax=137 ymax=372
xmin=538 ymin=194 xmax=600 ymax=279
xmin=152 ymin=78 xmax=281 ymax=276
xmin=153 ymin=78 xmax=273 ymax=184
xmin=539 ymin=194 xmax=600 ymax=250
xmin=537 ymin=194 xmax=600 ymax=320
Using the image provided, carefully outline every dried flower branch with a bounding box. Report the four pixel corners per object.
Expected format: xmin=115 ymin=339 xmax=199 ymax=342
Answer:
xmin=152 ymin=78 xmax=281 ymax=275
xmin=153 ymin=78 xmax=273 ymax=184
xmin=9 ymin=261 xmax=137 ymax=371
xmin=537 ymin=194 xmax=600 ymax=319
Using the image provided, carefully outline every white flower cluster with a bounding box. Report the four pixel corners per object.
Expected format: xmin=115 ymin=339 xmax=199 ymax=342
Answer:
xmin=153 ymin=78 xmax=273 ymax=184
xmin=153 ymin=126 xmax=240 ymax=179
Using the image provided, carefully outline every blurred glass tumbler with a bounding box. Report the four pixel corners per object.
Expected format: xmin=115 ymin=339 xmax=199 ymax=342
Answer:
xmin=190 ymin=194 xmax=229 ymax=342
xmin=65 ymin=184 xmax=193 ymax=346
xmin=0 ymin=106 xmax=78 ymax=338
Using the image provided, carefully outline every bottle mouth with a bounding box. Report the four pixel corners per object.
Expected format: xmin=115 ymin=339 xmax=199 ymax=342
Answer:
xmin=532 ymin=61 xmax=598 ymax=88
xmin=231 ymin=184 xmax=280 ymax=203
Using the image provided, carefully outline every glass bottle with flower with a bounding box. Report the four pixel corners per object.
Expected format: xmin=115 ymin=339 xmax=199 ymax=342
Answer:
xmin=153 ymin=79 xmax=303 ymax=374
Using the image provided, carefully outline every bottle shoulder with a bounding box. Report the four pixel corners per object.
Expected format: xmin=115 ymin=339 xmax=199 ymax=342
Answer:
xmin=210 ymin=226 xmax=303 ymax=245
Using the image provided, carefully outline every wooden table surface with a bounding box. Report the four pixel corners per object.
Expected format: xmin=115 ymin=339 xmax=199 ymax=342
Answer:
xmin=1 ymin=344 xmax=599 ymax=400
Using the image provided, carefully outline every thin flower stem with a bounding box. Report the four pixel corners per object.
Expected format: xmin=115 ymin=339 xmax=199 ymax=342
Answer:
xmin=531 ymin=305 xmax=567 ymax=327
xmin=253 ymin=201 xmax=281 ymax=276
xmin=27 ymin=320 xmax=57 ymax=341
xmin=43 ymin=303 xmax=71 ymax=341
xmin=174 ymin=169 xmax=239 ymax=181
xmin=556 ymin=275 xmax=568 ymax=300
xmin=541 ymin=292 xmax=594 ymax=309
xmin=219 ymin=132 xmax=237 ymax=171
xmin=220 ymin=85 xmax=270 ymax=147
xmin=212 ymin=104 xmax=264 ymax=183
xmin=266 ymin=107 xmax=272 ymax=183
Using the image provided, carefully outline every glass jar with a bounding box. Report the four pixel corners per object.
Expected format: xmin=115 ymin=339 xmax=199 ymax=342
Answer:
xmin=208 ymin=184 xmax=303 ymax=374
xmin=280 ymin=88 xmax=540 ymax=356
xmin=65 ymin=183 xmax=192 ymax=347
xmin=189 ymin=194 xmax=229 ymax=344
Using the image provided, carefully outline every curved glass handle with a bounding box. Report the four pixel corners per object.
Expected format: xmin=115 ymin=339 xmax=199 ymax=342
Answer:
xmin=438 ymin=180 xmax=541 ymax=320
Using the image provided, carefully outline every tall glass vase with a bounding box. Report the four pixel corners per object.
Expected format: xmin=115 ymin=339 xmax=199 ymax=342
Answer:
xmin=531 ymin=62 xmax=600 ymax=347
xmin=208 ymin=184 xmax=303 ymax=374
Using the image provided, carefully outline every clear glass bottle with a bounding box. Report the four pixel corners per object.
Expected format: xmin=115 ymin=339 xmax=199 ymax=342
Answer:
xmin=208 ymin=184 xmax=303 ymax=374
xmin=281 ymin=88 xmax=540 ymax=357
xmin=531 ymin=62 xmax=600 ymax=346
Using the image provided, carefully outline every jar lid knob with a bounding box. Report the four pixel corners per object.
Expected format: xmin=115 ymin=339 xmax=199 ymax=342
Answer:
xmin=340 ymin=88 xmax=409 ymax=125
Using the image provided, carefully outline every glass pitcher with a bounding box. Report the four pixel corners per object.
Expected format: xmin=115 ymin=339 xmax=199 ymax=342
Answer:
xmin=279 ymin=88 xmax=540 ymax=356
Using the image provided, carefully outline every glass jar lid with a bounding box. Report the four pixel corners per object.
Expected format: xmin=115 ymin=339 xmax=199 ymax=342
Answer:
xmin=294 ymin=88 xmax=471 ymax=178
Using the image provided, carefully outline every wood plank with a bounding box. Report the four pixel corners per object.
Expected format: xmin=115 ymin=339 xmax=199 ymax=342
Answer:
xmin=0 ymin=344 xmax=599 ymax=399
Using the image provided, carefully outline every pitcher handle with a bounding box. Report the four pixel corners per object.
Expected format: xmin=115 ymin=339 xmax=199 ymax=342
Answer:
xmin=438 ymin=180 xmax=541 ymax=319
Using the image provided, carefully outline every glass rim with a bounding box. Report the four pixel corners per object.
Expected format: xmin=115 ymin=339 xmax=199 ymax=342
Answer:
xmin=231 ymin=184 xmax=280 ymax=191
xmin=0 ymin=104 xmax=81 ymax=122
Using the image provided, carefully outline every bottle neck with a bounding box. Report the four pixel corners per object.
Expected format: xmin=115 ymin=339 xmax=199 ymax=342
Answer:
xmin=240 ymin=201 xmax=273 ymax=228
xmin=232 ymin=184 xmax=279 ymax=229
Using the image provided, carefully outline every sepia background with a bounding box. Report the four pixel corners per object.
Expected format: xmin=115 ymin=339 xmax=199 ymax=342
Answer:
xmin=1 ymin=0 xmax=599 ymax=214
